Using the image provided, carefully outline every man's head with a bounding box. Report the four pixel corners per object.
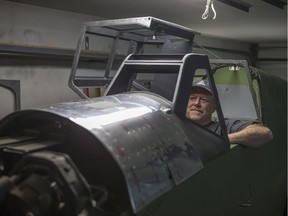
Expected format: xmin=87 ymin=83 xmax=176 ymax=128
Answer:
xmin=186 ymin=79 xmax=216 ymax=126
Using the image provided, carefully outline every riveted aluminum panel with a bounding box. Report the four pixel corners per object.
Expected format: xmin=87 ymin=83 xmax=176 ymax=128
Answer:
xmin=1 ymin=92 xmax=203 ymax=212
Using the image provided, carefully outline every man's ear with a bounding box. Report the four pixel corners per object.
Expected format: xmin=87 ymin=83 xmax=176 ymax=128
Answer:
xmin=212 ymin=105 xmax=216 ymax=113
xmin=211 ymin=96 xmax=216 ymax=112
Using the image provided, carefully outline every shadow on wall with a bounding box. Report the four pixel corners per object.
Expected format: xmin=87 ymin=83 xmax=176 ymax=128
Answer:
xmin=0 ymin=87 xmax=15 ymax=120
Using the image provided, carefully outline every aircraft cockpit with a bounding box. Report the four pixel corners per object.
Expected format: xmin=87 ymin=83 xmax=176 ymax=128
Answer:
xmin=0 ymin=17 xmax=278 ymax=216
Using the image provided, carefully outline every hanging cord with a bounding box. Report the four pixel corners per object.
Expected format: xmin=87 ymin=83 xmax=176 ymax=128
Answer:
xmin=193 ymin=40 xmax=222 ymax=59
xmin=202 ymin=0 xmax=217 ymax=20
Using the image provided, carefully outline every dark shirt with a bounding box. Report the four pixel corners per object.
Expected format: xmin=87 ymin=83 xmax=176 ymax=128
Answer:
xmin=205 ymin=119 xmax=253 ymax=136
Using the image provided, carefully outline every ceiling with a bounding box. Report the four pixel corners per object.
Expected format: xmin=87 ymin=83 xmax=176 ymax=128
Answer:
xmin=6 ymin=0 xmax=287 ymax=43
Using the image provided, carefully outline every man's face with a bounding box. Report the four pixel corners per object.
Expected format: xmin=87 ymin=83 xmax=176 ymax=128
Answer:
xmin=186 ymin=88 xmax=216 ymax=126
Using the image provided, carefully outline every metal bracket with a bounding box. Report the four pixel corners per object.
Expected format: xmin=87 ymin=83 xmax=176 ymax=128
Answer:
xmin=0 ymin=80 xmax=21 ymax=111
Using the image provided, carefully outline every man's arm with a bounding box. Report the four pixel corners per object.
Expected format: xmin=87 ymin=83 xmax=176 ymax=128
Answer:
xmin=228 ymin=124 xmax=273 ymax=148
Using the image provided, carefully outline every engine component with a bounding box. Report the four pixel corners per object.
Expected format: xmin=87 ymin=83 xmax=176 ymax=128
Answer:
xmin=0 ymin=151 xmax=94 ymax=216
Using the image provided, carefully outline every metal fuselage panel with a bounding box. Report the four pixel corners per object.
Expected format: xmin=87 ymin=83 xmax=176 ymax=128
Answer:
xmin=0 ymin=92 xmax=203 ymax=212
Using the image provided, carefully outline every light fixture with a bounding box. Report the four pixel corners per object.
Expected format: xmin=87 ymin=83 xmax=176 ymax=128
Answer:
xmin=262 ymin=0 xmax=287 ymax=9
xmin=218 ymin=0 xmax=252 ymax=12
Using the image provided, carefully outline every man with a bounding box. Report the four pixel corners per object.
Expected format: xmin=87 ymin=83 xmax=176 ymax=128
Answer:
xmin=186 ymin=79 xmax=273 ymax=148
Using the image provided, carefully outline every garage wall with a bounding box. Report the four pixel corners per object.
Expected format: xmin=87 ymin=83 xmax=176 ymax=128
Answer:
xmin=193 ymin=35 xmax=253 ymax=63
xmin=257 ymin=43 xmax=287 ymax=81
xmin=0 ymin=0 xmax=286 ymax=119
xmin=0 ymin=1 xmax=98 ymax=119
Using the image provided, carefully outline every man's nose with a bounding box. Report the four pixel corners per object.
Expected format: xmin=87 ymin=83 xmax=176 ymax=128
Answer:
xmin=194 ymin=97 xmax=201 ymax=105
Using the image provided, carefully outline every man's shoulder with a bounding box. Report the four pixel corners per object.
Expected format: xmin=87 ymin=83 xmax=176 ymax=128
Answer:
xmin=206 ymin=119 xmax=253 ymax=135
xmin=206 ymin=119 xmax=237 ymax=127
xmin=224 ymin=119 xmax=253 ymax=133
